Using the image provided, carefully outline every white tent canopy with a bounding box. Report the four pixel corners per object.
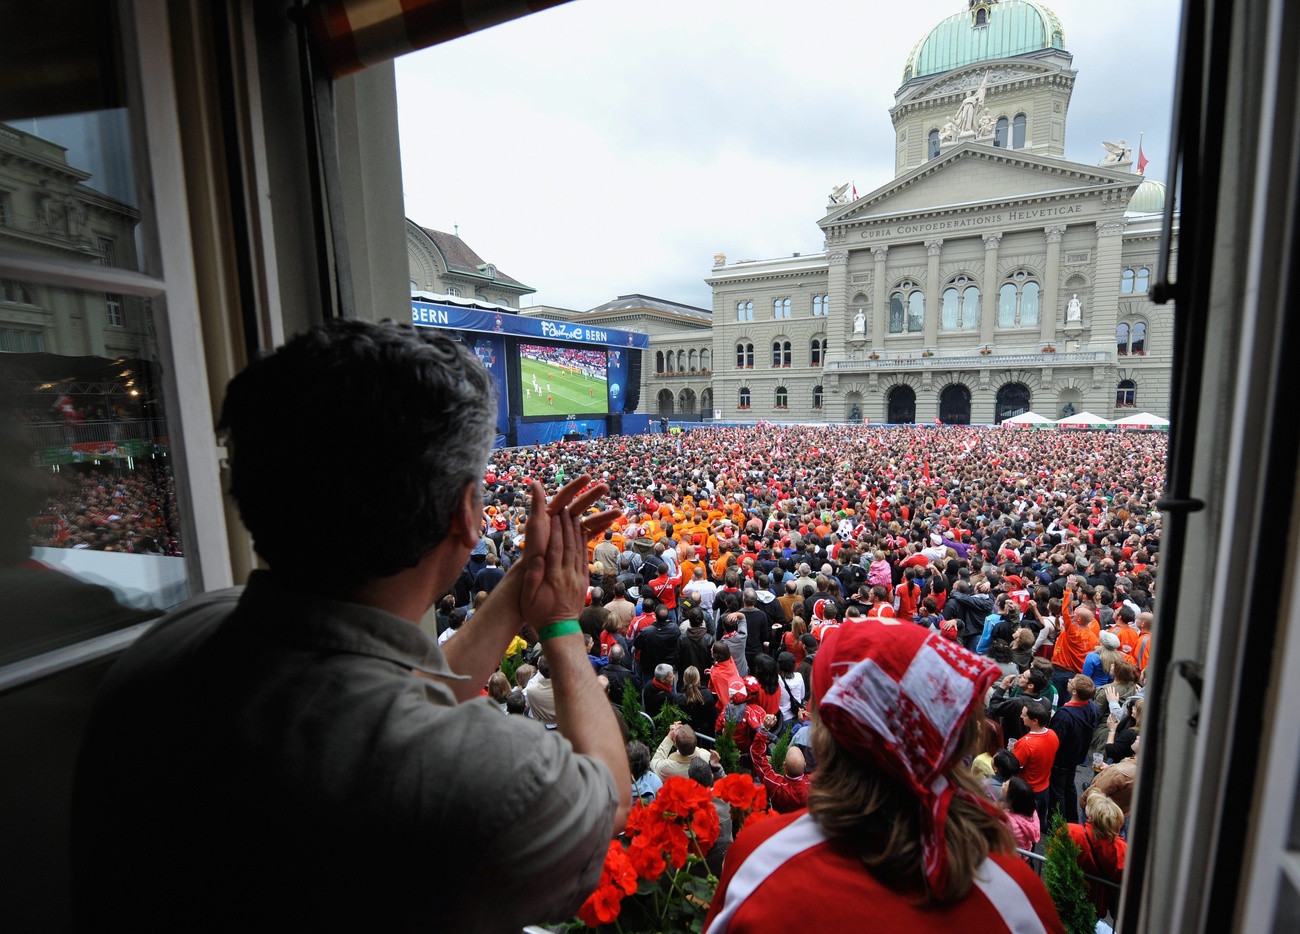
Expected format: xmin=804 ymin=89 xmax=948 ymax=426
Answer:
xmin=1000 ymin=410 xmax=1055 ymax=426
xmin=1055 ymin=411 xmax=1114 ymax=428
xmin=1114 ymin=412 xmax=1171 ymax=428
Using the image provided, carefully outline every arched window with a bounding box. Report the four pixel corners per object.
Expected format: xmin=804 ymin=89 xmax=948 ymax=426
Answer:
xmin=975 ymin=6 xmax=988 ymax=26
xmin=942 ymin=288 xmax=960 ymax=331
xmin=1116 ymin=323 xmax=1131 ymax=354
xmin=679 ymin=388 xmax=696 ymax=414
xmin=998 ymin=283 xmax=1018 ymax=328
xmin=1 ymin=279 xmax=35 ymax=305
xmin=656 ymin=351 xmax=666 ymax=373
xmin=701 ymin=348 xmax=712 ymax=370
xmin=736 ymin=300 xmax=753 ymax=321
xmin=994 ymin=116 xmax=1009 ymax=148
xmin=1117 ymin=379 xmax=1137 ymax=408
xmin=735 ymin=342 xmax=754 ymax=368
xmin=1136 ymin=267 xmax=1150 ymax=291
xmin=688 ymin=349 xmax=697 ymax=371
xmin=813 ymin=385 xmax=823 ymax=409
xmin=676 ymin=350 xmax=685 ymax=371
xmin=999 ymin=271 xmax=1040 ymax=327
xmin=812 ymin=294 xmax=829 ymax=316
xmin=810 ymin=337 xmax=827 ymax=367
xmin=1131 ymin=322 xmax=1147 ymax=354
xmin=1121 ymin=269 xmax=1136 ymax=293
xmin=928 ymin=129 xmax=940 ymax=160
xmin=446 ymin=286 xmax=461 ymax=297
xmin=1022 ymin=281 xmax=1040 ymax=325
xmin=891 ymin=280 xmax=924 ymax=332
xmin=657 ymin=389 xmax=675 ymax=416
xmin=773 ymin=297 xmax=791 ymax=319
xmin=1012 ymin=113 xmax=1027 ymax=149
xmin=962 ymin=286 xmax=980 ymax=330
xmin=771 ymin=340 xmax=791 ymax=367
xmin=941 ymin=276 xmax=978 ymax=330
xmin=745 ymin=343 xmax=754 ymax=367
xmin=775 ymin=386 xmax=788 ymax=408
xmin=739 ymin=387 xmax=751 ymax=409
xmin=909 ymin=291 xmax=925 ymax=332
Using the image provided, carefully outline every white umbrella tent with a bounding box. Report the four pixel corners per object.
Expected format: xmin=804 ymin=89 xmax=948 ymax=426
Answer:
xmin=1055 ymin=411 xmax=1115 ymax=429
xmin=1114 ymin=412 xmax=1171 ymax=430
xmin=1000 ymin=411 xmax=1055 ymax=427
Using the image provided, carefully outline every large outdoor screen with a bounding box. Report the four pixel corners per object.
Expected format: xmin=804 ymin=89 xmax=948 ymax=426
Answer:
xmin=519 ymin=343 xmax=609 ymax=417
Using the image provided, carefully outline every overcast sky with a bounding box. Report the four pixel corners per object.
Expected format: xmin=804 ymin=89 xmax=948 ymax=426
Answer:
xmin=396 ymin=0 xmax=1180 ymax=312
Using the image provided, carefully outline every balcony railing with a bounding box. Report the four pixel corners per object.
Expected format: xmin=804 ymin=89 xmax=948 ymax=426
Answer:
xmin=21 ymin=418 xmax=160 ymax=448
xmin=825 ymin=350 xmax=1111 ymax=371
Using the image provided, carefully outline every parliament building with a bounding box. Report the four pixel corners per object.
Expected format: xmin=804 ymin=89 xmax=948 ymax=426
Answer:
xmin=648 ymin=0 xmax=1175 ymax=425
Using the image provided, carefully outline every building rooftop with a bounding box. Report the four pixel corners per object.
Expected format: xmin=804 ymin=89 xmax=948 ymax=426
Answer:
xmin=903 ymin=1 xmax=1066 ymax=83
xmin=416 ymin=226 xmax=533 ymax=292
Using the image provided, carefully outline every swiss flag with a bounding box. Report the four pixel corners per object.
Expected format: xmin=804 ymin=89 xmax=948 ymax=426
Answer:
xmin=1137 ymin=142 xmax=1150 ymax=175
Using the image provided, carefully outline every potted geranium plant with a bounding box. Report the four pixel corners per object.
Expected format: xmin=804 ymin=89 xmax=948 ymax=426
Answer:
xmin=567 ymin=775 xmax=772 ymax=932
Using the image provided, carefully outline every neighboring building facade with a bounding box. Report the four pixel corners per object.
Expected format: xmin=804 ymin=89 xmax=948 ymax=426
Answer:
xmin=0 ymin=122 xmax=150 ymax=359
xmin=656 ymin=0 xmax=1175 ymax=424
xmin=406 ymin=220 xmax=535 ymax=309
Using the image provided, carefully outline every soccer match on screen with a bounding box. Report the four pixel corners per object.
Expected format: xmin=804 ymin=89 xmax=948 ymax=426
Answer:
xmin=519 ymin=343 xmax=608 ymax=417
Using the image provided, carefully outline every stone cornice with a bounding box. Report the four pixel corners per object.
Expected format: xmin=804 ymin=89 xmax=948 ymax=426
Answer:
xmin=892 ymin=67 xmax=1077 ymax=124
xmin=824 ymin=146 xmax=1141 ymax=229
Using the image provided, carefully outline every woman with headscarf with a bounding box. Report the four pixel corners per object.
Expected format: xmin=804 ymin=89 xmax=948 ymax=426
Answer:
xmin=704 ymin=620 xmax=1064 ymax=933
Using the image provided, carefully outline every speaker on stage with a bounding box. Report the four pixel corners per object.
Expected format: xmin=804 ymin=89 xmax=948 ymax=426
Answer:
xmin=563 ymin=431 xmax=583 ymax=443
xmin=608 ymin=412 xmax=622 ymax=436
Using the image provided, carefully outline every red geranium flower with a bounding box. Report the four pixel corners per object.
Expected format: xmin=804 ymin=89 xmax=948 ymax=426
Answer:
xmin=577 ymin=840 xmax=639 ymax=927
xmin=713 ymin=773 xmax=763 ymax=811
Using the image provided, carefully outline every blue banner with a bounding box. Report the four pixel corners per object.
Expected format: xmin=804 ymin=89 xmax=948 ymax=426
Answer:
xmin=412 ymin=301 xmax=649 ymax=349
xmin=516 ymin=418 xmax=607 ymax=447
xmin=470 ymin=335 xmax=509 ymax=433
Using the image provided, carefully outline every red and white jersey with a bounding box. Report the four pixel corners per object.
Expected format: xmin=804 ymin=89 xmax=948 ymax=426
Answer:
xmin=705 ymin=811 xmax=1063 ymax=934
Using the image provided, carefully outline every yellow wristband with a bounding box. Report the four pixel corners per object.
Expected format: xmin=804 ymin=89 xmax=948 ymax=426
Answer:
xmin=538 ymin=619 xmax=582 ymax=642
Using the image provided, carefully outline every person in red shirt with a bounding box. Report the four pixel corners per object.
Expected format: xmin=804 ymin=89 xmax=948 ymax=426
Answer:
xmin=750 ymin=716 xmax=809 ymax=813
xmin=1014 ymin=701 xmax=1060 ymax=835
xmin=1068 ymin=795 xmax=1127 ymax=920
xmin=705 ymin=621 xmax=1063 ymax=934
xmin=895 ymin=567 xmax=922 ymax=621
xmin=648 ymin=561 xmax=683 ymax=622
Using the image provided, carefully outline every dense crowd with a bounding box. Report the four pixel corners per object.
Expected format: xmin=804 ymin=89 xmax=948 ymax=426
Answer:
xmin=27 ymin=465 xmax=184 ymax=556
xmin=520 ymin=343 xmax=608 ymax=377
xmin=451 ymin=423 xmax=1161 ymax=926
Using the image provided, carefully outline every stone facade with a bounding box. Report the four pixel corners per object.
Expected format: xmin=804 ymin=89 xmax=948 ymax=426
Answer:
xmin=0 ymin=123 xmax=149 ymax=359
xmin=645 ymin=3 xmax=1176 ymax=425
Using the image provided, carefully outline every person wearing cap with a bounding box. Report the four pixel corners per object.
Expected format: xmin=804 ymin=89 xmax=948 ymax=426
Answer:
xmin=1083 ymin=629 xmax=1123 ymax=690
xmin=705 ymin=620 xmax=1063 ymax=934
xmin=716 ymin=676 xmax=767 ymax=769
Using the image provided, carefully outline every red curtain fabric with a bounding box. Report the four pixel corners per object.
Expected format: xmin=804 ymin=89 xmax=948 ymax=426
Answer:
xmin=307 ymin=0 xmax=575 ymax=79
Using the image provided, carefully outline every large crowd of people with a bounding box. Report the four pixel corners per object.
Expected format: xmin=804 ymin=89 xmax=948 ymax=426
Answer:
xmin=27 ymin=465 xmax=184 ymax=556
xmin=458 ymin=423 xmax=1161 ymax=928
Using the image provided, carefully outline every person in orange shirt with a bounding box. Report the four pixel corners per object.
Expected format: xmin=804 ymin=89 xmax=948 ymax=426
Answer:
xmin=1110 ymin=605 xmax=1143 ymax=659
xmin=1051 ymin=585 xmax=1100 ymax=701
xmin=1134 ymin=611 xmax=1154 ymax=675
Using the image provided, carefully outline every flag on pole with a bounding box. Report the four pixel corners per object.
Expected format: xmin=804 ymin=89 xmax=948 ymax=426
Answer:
xmin=934 ymin=416 xmax=942 ymax=426
xmin=1137 ymin=133 xmax=1149 ymax=175
xmin=852 ymin=183 xmax=859 ymax=201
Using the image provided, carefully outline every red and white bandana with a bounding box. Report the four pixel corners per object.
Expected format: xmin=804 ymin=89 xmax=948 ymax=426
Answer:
xmin=813 ymin=620 xmax=1001 ymax=894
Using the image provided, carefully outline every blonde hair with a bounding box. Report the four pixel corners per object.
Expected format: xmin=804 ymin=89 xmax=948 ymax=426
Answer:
xmin=807 ymin=712 xmax=1013 ymax=903
xmin=682 ymin=666 xmax=705 ymax=706
xmin=1085 ymin=794 xmax=1125 ymax=840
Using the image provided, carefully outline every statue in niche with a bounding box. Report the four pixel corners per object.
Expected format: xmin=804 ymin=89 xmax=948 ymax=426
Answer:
xmin=953 ymin=72 xmax=990 ymax=135
xmin=1066 ymin=293 xmax=1083 ymax=322
xmin=853 ymin=308 xmax=866 ymax=334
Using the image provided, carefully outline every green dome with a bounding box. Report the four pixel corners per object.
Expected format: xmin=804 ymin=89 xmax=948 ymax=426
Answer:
xmin=903 ymin=2 xmax=1067 ymax=82
xmin=1127 ymin=177 xmax=1167 ymax=214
